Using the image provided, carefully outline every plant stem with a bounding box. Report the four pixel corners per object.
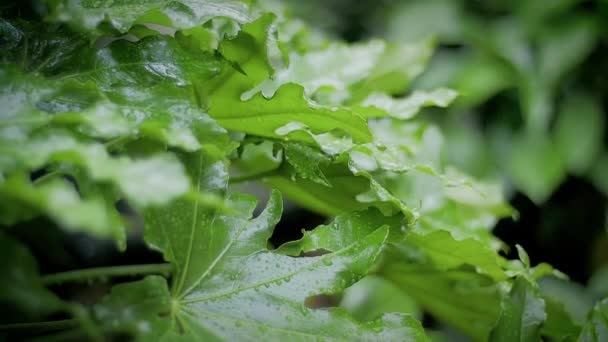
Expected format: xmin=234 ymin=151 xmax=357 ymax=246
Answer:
xmin=41 ymin=263 xmax=172 ymax=286
xmin=0 ymin=319 xmax=77 ymax=332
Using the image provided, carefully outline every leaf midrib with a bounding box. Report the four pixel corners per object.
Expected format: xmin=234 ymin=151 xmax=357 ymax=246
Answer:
xmin=174 ymin=152 xmax=205 ymax=296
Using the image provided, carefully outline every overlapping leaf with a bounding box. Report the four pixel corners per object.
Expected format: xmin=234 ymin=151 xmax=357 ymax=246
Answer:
xmin=242 ymin=39 xmax=434 ymax=103
xmin=490 ymin=277 xmax=547 ymax=342
xmin=200 ymin=15 xmax=372 ymax=144
xmin=0 ymin=20 xmax=237 ymax=240
xmin=0 ymin=235 xmax=64 ymax=321
xmin=579 ymin=298 xmax=608 ymax=342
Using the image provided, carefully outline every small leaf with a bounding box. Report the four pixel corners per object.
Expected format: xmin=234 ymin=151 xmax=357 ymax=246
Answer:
xmin=554 ymin=94 xmax=604 ymax=175
xmin=507 ymin=131 xmax=565 ymax=203
xmin=403 ymin=229 xmax=507 ymax=281
xmin=0 ymin=175 xmax=125 ymax=242
xmin=578 ymin=298 xmax=608 ymax=342
xmin=516 ymin=245 xmax=530 ymax=269
xmin=234 ymin=140 xmax=282 ymax=178
xmin=358 ymin=88 xmax=458 ymax=120
xmin=94 ymin=276 xmax=172 ymax=339
xmin=542 ymin=296 xmax=582 ymax=340
xmin=490 ymin=277 xmax=547 ymax=342
xmin=278 ymin=208 xmax=404 ymax=255
xmin=341 ymin=275 xmax=422 ymax=322
xmin=282 ymin=142 xmax=330 ymax=186
xmin=0 ymin=234 xmax=64 ymax=321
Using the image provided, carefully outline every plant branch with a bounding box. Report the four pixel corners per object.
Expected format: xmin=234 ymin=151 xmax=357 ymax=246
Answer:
xmin=41 ymin=263 xmax=173 ymax=286
xmin=0 ymin=319 xmax=77 ymax=332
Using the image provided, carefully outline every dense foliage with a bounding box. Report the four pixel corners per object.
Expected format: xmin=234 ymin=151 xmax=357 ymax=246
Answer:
xmin=0 ymin=0 xmax=606 ymax=341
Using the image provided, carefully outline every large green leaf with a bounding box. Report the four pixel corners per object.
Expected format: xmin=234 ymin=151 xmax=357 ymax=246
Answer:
xmin=131 ymin=188 xmax=428 ymax=340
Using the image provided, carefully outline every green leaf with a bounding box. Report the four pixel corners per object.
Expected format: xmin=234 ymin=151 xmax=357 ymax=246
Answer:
xmin=278 ymin=208 xmax=404 ymax=255
xmin=1 ymin=19 xmax=236 ymax=154
xmin=542 ymin=296 xmax=581 ymax=341
xmin=45 ymin=0 xmax=252 ymax=37
xmin=233 ymin=140 xmax=282 ymax=178
xmin=202 ymin=16 xmax=372 ymax=143
xmin=554 ymin=94 xmax=604 ymax=175
xmin=264 ymin=174 xmax=372 ymax=217
xmin=242 ymin=39 xmax=433 ymax=103
xmin=242 ymin=40 xmax=388 ymax=101
xmin=403 ymin=229 xmax=507 ymax=281
xmin=539 ymin=276 xmax=594 ymax=324
xmin=282 ymin=142 xmax=330 ymax=186
xmin=381 ymin=261 xmax=502 ymax=341
xmin=0 ymin=175 xmax=124 ymax=242
xmin=537 ymin=16 xmax=598 ymax=89
xmin=341 ymin=275 xmax=422 ymax=322
xmin=507 ymin=131 xmax=565 ymax=203
xmin=379 ymin=0 xmax=464 ymax=44
xmin=449 ymin=54 xmax=514 ymax=107
xmin=0 ymin=234 xmax=64 ymax=321
xmin=268 ymin=119 xmax=510 ymax=226
xmin=589 ymin=267 xmax=608 ymax=299
xmin=357 ymin=88 xmax=458 ymax=120
xmin=138 ymin=189 xmax=428 ymax=340
xmin=94 ymin=276 xmax=172 ymax=339
xmin=490 ymin=277 xmax=547 ymax=342
xmin=144 ymin=152 xmax=229 ymax=293
xmin=216 ymin=84 xmax=373 ymax=143
xmin=591 ymin=153 xmax=608 ymax=197
xmin=1 ymin=132 xmax=191 ymax=207
xmin=0 ymin=55 xmax=226 ymax=241
xmin=350 ymin=39 xmax=434 ymax=99
xmin=578 ymin=298 xmax=608 ymax=342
